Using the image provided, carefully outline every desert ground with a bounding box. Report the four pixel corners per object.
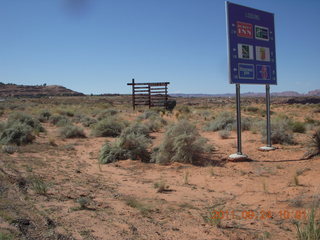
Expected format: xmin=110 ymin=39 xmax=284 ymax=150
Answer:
xmin=0 ymin=95 xmax=319 ymax=240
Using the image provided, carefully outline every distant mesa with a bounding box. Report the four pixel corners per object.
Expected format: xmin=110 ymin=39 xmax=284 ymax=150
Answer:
xmin=0 ymin=83 xmax=84 ymax=97
xmin=171 ymin=89 xmax=320 ymax=98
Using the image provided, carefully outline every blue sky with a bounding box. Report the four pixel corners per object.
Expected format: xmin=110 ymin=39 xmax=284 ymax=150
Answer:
xmin=0 ymin=0 xmax=319 ymax=94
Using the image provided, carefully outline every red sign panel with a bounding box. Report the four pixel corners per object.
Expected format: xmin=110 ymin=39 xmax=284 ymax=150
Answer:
xmin=237 ymin=21 xmax=253 ymax=38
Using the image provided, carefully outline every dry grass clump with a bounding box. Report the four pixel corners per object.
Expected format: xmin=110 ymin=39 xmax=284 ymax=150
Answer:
xmin=204 ymin=112 xmax=234 ymax=131
xmin=151 ymin=120 xmax=210 ymax=164
xmin=91 ymin=118 xmax=127 ymax=137
xmin=99 ymin=123 xmax=151 ymax=164
xmin=295 ymin=207 xmax=320 ymax=240
xmin=59 ymin=124 xmax=86 ymax=138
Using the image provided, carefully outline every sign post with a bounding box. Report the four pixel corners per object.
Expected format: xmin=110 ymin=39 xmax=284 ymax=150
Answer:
xmin=226 ymin=2 xmax=277 ymax=160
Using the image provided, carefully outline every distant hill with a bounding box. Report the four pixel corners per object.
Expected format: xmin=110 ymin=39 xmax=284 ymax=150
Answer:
xmin=171 ymin=89 xmax=320 ymax=98
xmin=0 ymin=83 xmax=84 ymax=97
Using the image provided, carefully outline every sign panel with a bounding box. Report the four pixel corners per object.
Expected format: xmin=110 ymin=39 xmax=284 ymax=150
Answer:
xmin=226 ymin=2 xmax=277 ymax=84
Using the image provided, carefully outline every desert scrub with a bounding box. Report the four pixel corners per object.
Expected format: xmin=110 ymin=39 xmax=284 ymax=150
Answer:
xmin=59 ymin=124 xmax=86 ymax=138
xmin=151 ymin=120 xmax=210 ymax=164
xmin=99 ymin=126 xmax=151 ymax=164
xmin=136 ymin=109 xmax=159 ymax=121
xmin=97 ymin=109 xmax=118 ymax=120
xmin=204 ymin=111 xmax=235 ymax=131
xmin=7 ymin=112 xmax=44 ymax=133
xmin=38 ymin=110 xmax=51 ymax=123
xmin=80 ymin=116 xmax=97 ymax=127
xmin=289 ymin=121 xmax=306 ymax=133
xmin=0 ymin=122 xmax=35 ymax=145
xmin=303 ymin=128 xmax=320 ymax=159
xmin=91 ymin=117 xmax=126 ymax=137
xmin=245 ymin=106 xmax=259 ymax=113
xmin=144 ymin=116 xmax=167 ymax=132
xmin=260 ymin=117 xmax=295 ymax=145
xmin=122 ymin=122 xmax=150 ymax=137
xmin=49 ymin=114 xmax=70 ymax=126
xmin=72 ymin=114 xmax=97 ymax=127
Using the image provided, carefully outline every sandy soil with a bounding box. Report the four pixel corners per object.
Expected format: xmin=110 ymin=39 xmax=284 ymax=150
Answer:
xmin=0 ymin=98 xmax=320 ymax=240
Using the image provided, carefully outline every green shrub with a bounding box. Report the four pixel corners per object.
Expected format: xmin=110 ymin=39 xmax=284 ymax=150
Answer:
xmin=137 ymin=110 xmax=159 ymax=120
xmin=245 ymin=106 xmax=259 ymax=113
xmin=122 ymin=122 xmax=150 ymax=137
xmin=59 ymin=124 xmax=86 ymax=138
xmin=38 ymin=110 xmax=51 ymax=122
xmin=118 ymin=131 xmax=151 ymax=161
xmin=97 ymin=109 xmax=118 ymax=120
xmin=80 ymin=116 xmax=97 ymax=127
xmin=176 ymin=105 xmax=191 ymax=115
xmin=144 ymin=116 xmax=167 ymax=132
xmin=72 ymin=114 xmax=97 ymax=127
xmin=290 ymin=121 xmax=306 ymax=133
xmin=99 ymin=141 xmax=126 ymax=164
xmin=91 ymin=118 xmax=126 ymax=137
xmin=305 ymin=117 xmax=320 ymax=126
xmin=151 ymin=120 xmax=209 ymax=164
xmin=260 ymin=118 xmax=294 ymax=145
xmin=57 ymin=109 xmax=75 ymax=117
xmin=49 ymin=114 xmax=70 ymax=126
xmin=165 ymin=100 xmax=176 ymax=111
xmin=239 ymin=117 xmax=253 ymax=131
xmin=7 ymin=112 xmax=44 ymax=133
xmin=0 ymin=122 xmax=35 ymax=145
xmin=99 ymin=129 xmax=151 ymax=164
xmin=204 ymin=112 xmax=234 ymax=131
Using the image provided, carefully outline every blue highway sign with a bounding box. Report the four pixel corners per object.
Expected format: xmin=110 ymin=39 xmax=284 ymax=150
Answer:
xmin=226 ymin=2 xmax=277 ymax=85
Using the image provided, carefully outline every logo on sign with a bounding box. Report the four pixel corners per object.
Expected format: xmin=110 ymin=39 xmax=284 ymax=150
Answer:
xmin=238 ymin=63 xmax=254 ymax=79
xmin=256 ymin=65 xmax=271 ymax=80
xmin=255 ymin=46 xmax=270 ymax=61
xmin=237 ymin=21 xmax=253 ymax=38
xmin=255 ymin=26 xmax=269 ymax=41
xmin=238 ymin=44 xmax=254 ymax=60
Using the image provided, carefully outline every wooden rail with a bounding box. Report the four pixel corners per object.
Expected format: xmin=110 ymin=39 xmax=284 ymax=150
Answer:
xmin=127 ymin=79 xmax=170 ymax=110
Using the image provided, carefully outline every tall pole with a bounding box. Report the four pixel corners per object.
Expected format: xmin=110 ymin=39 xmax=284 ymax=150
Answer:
xmin=259 ymin=84 xmax=275 ymax=151
xmin=266 ymin=84 xmax=271 ymax=147
xmin=236 ymin=84 xmax=242 ymax=155
xmin=229 ymin=83 xmax=247 ymax=160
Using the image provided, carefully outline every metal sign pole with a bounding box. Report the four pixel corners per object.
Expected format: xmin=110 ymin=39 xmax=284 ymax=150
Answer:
xmin=236 ymin=84 xmax=242 ymax=154
xmin=229 ymin=83 xmax=247 ymax=160
xmin=266 ymin=84 xmax=271 ymax=147
xmin=260 ymin=84 xmax=275 ymax=151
